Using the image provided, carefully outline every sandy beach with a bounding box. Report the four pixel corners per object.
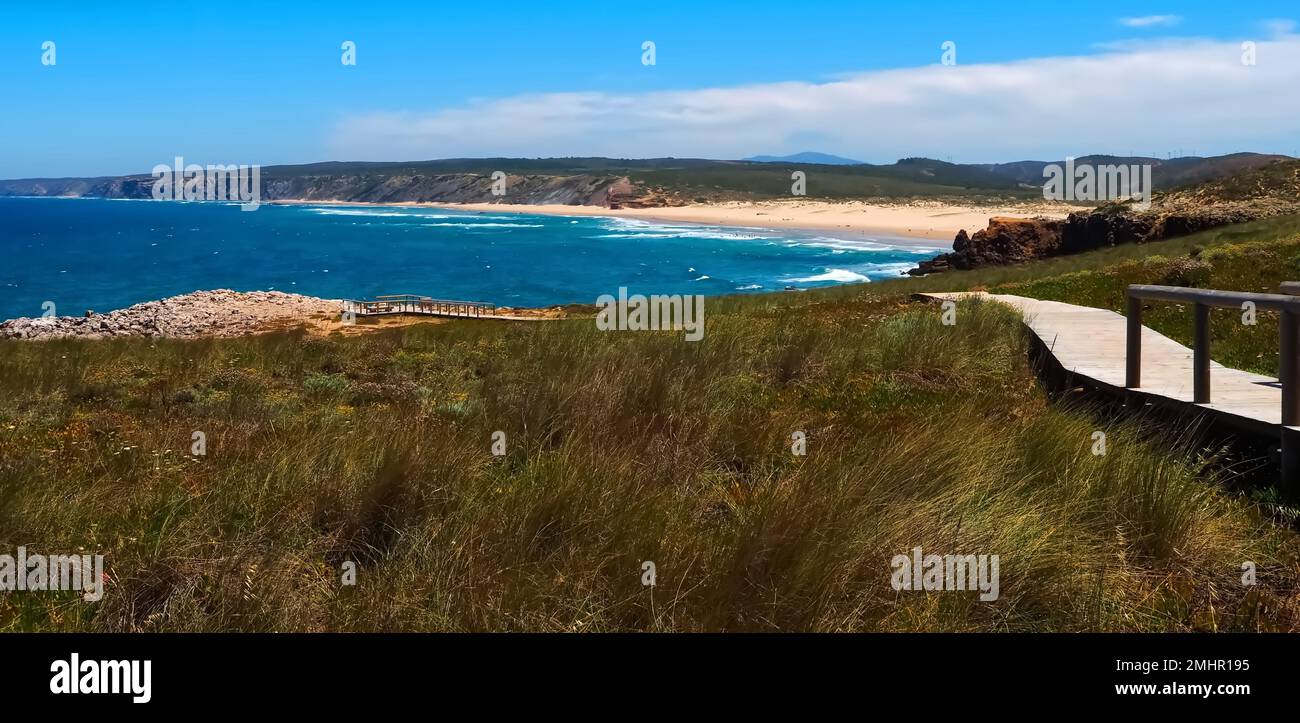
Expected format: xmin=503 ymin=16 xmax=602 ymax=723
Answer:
xmin=273 ymin=198 xmax=1077 ymax=244
xmin=435 ymin=200 xmax=1075 ymax=242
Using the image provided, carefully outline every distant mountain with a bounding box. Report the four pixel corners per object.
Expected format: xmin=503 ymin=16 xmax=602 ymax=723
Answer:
xmin=743 ymin=152 xmax=864 ymax=165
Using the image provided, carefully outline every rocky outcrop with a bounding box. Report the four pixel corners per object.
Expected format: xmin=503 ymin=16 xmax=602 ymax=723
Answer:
xmin=0 ymin=290 xmax=341 ymax=340
xmin=910 ymin=160 xmax=1300 ymax=275
xmin=910 ymin=205 xmax=1295 ymax=276
xmin=1055 ymin=210 xmax=1155 ymax=254
xmin=604 ymin=178 xmax=687 ymax=209
xmin=910 ymin=216 xmax=1065 ymax=274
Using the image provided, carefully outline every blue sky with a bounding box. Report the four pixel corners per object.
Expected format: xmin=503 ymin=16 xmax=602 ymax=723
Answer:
xmin=2 ymin=1 xmax=1298 ymax=177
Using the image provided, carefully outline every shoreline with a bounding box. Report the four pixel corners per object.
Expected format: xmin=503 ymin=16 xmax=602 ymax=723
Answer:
xmin=0 ymin=197 xmax=1077 ymax=335
xmin=269 ymin=198 xmax=1078 ymax=245
xmin=8 ymin=195 xmax=1074 ymax=246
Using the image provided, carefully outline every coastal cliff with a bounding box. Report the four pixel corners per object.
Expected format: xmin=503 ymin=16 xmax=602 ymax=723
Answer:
xmin=909 ymin=209 xmax=1248 ymax=275
xmin=911 ymin=159 xmax=1300 ymax=274
xmin=0 ymin=172 xmax=678 ymax=208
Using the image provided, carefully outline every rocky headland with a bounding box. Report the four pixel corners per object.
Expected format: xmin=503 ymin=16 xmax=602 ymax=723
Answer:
xmin=0 ymin=290 xmax=343 ymax=340
xmin=910 ymin=160 xmax=1300 ymax=275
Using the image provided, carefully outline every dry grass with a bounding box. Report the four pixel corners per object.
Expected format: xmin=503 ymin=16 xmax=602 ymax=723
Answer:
xmin=2 ymin=289 xmax=1296 ymax=631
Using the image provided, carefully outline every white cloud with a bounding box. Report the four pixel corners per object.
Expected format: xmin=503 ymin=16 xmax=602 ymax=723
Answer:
xmin=1119 ymin=15 xmax=1182 ymax=28
xmin=330 ymin=35 xmax=1300 ymax=163
xmin=1261 ymin=18 xmax=1297 ymax=37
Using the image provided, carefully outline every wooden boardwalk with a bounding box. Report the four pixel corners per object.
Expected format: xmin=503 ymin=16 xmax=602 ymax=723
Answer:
xmin=919 ymin=292 xmax=1287 ymax=436
xmin=343 ymin=295 xmax=540 ymax=322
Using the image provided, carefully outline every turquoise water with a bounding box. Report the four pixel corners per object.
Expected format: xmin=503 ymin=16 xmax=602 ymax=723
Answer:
xmin=0 ymin=197 xmax=945 ymax=320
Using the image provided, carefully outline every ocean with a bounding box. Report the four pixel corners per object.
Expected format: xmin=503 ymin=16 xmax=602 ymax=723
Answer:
xmin=0 ymin=197 xmax=945 ymax=320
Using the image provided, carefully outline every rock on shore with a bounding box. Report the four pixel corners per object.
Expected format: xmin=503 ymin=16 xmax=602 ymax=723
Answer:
xmin=909 ymin=216 xmax=1066 ymax=274
xmin=0 ymin=290 xmax=343 ymax=340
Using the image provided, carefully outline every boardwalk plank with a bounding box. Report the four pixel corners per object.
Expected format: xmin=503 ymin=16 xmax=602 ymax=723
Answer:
xmin=919 ymin=291 xmax=1288 ymax=431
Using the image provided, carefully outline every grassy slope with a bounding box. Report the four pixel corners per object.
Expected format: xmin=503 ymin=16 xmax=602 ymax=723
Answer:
xmin=5 ymin=223 xmax=1300 ymax=629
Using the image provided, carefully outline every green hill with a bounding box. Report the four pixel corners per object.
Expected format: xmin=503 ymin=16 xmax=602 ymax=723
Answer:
xmin=4 ymin=153 xmax=1288 ymax=205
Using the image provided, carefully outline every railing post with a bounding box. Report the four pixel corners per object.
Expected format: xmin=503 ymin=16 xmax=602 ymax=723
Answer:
xmin=1125 ymin=292 xmax=1142 ymax=388
xmin=1283 ymin=309 xmax=1299 ymax=425
xmin=1193 ymin=302 xmax=1211 ymax=403
xmin=1281 ymin=309 xmax=1300 ymax=500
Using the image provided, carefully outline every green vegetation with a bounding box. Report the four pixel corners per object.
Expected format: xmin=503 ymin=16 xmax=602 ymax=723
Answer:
xmin=248 ymin=154 xmax=1297 ymax=201
xmin=1157 ymin=157 xmax=1300 ymax=203
xmin=9 ymin=153 xmax=1289 ymax=204
xmin=5 ymin=225 xmax=1300 ymax=628
xmin=873 ymin=213 xmax=1300 ymax=376
xmin=618 ymin=162 xmax=1034 ymax=198
xmin=258 ymin=157 xmax=1044 ymax=202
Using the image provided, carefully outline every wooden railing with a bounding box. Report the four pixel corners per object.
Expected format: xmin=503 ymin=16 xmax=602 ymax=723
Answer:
xmin=1126 ymin=283 xmax=1300 ymax=497
xmin=343 ymin=294 xmax=497 ymax=317
xmin=1125 ymin=284 xmax=1300 ymax=424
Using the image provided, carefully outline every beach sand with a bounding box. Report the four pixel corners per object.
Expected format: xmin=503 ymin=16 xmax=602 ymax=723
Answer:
xmin=427 ymin=199 xmax=1076 ymax=243
xmin=272 ymin=198 xmax=1076 ymax=244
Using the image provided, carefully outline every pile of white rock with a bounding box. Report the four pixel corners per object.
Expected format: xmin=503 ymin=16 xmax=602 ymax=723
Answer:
xmin=0 ymin=290 xmax=343 ymax=340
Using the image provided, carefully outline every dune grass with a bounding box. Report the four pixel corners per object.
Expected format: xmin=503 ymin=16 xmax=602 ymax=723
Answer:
xmin=2 ymin=289 xmax=1296 ymax=631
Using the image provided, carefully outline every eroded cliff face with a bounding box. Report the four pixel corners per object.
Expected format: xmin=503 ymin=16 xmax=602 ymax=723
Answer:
xmin=910 ymin=206 xmax=1293 ymax=276
xmin=0 ymin=172 xmax=679 ymax=207
xmin=259 ymin=173 xmax=631 ymax=205
xmin=910 ymin=216 xmax=1065 ymax=274
xmin=908 ymin=210 xmax=1176 ymax=276
xmin=910 ymin=161 xmax=1300 ymax=275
